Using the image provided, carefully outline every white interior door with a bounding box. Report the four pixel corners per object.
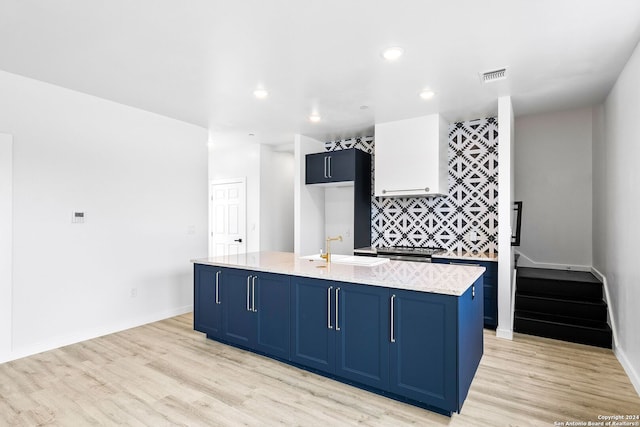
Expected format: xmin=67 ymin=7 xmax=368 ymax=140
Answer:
xmin=210 ymin=179 xmax=247 ymax=257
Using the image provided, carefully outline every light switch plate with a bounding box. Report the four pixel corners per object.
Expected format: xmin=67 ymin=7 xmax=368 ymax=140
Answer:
xmin=71 ymin=212 xmax=85 ymax=224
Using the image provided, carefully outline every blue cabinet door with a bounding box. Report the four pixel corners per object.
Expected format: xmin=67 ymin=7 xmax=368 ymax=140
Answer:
xmin=305 ymin=149 xmax=356 ymax=184
xmin=290 ymin=277 xmax=336 ymax=373
xmin=194 ymin=265 xmax=223 ymax=338
xmin=254 ymin=272 xmax=291 ymax=360
xmin=433 ymin=257 xmax=498 ymax=328
xmin=334 ymin=282 xmax=390 ymax=390
xmin=324 ymin=149 xmax=355 ymax=182
xmin=305 ymin=152 xmax=329 ymax=184
xmin=389 ymin=289 xmax=457 ymax=412
xmin=221 ymin=268 xmax=255 ymax=348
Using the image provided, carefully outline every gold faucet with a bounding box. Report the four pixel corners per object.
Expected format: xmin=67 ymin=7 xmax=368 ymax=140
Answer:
xmin=320 ymin=235 xmax=343 ymax=263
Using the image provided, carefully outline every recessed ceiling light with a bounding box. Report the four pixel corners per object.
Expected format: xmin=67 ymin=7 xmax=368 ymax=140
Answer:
xmin=381 ymin=46 xmax=404 ymax=61
xmin=419 ymin=90 xmax=435 ymax=100
xmin=309 ymin=114 xmax=321 ymax=123
xmin=253 ymin=88 xmax=268 ymax=99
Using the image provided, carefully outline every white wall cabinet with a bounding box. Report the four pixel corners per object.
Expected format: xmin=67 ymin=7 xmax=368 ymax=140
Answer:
xmin=374 ymin=114 xmax=449 ymax=198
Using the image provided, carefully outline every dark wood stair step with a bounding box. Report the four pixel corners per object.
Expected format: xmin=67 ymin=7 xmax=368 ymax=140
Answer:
xmin=516 ymin=267 xmax=602 ymax=301
xmin=514 ymin=310 xmax=612 ymax=349
xmin=515 ymin=292 xmax=608 ymax=322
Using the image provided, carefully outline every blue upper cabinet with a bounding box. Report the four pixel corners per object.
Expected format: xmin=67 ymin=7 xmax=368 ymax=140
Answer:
xmin=388 ymin=289 xmax=457 ymax=412
xmin=194 ymin=264 xmax=223 ymax=339
xmin=305 ymin=149 xmax=356 ymax=184
xmin=305 ymin=148 xmax=372 ymax=249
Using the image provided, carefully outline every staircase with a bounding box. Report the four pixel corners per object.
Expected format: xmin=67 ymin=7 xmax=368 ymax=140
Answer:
xmin=514 ymin=267 xmax=612 ymax=348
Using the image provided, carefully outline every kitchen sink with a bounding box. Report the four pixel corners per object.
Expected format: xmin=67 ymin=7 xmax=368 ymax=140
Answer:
xmin=300 ymin=254 xmax=389 ymax=267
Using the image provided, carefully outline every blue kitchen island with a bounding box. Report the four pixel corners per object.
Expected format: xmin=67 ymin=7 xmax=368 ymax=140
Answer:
xmin=192 ymin=251 xmax=485 ymax=416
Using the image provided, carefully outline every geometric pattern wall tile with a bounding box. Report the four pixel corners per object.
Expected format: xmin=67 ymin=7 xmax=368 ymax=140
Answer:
xmin=325 ymin=117 xmax=499 ymax=254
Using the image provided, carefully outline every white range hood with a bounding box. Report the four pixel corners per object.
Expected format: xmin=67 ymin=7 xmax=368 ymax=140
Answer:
xmin=374 ymin=113 xmax=449 ymax=198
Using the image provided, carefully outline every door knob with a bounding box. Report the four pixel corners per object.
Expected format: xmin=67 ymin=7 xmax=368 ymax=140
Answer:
xmin=234 ymin=238 xmax=243 ymax=243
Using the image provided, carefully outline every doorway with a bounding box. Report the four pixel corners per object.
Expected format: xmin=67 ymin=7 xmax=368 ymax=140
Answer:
xmin=209 ymin=178 xmax=247 ymax=257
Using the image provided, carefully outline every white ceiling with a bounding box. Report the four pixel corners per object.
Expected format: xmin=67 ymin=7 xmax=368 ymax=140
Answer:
xmin=2 ymin=0 xmax=640 ymax=145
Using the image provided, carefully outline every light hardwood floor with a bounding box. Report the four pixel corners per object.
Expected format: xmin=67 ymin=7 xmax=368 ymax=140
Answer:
xmin=1 ymin=313 xmax=638 ymax=426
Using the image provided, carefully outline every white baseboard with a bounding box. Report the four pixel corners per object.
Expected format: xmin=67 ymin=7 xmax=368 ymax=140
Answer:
xmin=496 ymin=327 xmax=513 ymax=340
xmin=0 ymin=304 xmax=193 ymax=364
xmin=615 ymin=344 xmax=640 ymax=397
xmin=514 ymin=251 xmax=591 ymax=271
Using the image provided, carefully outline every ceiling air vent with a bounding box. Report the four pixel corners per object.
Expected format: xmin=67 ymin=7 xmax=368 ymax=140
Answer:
xmin=481 ymin=68 xmax=507 ymax=83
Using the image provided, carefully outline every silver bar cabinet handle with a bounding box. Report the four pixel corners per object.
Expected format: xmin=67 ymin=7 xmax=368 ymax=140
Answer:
xmin=246 ymin=276 xmax=251 ymax=311
xmin=252 ymin=276 xmax=257 ymax=312
xmin=327 ymin=156 xmax=332 ymax=178
xmin=335 ymin=287 xmax=341 ymax=331
xmin=327 ymin=286 xmax=333 ymax=329
xmin=324 ymin=156 xmax=328 ymax=178
xmin=390 ymin=294 xmax=396 ymax=343
xmin=382 ymin=187 xmax=430 ymax=194
xmin=215 ymin=271 xmax=221 ymax=304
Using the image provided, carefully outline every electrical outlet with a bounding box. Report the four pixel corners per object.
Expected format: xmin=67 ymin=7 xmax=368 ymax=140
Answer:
xmin=469 ymin=231 xmax=478 ymax=242
xmin=130 ymin=287 xmax=138 ymax=298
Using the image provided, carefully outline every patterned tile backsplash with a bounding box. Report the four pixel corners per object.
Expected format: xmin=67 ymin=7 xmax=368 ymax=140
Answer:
xmin=325 ymin=117 xmax=499 ymax=254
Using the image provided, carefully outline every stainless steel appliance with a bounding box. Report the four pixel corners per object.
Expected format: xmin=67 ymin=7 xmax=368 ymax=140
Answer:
xmin=375 ymin=246 xmax=446 ymax=262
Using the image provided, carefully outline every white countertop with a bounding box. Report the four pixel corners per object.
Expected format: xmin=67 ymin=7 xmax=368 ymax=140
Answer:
xmin=192 ymin=251 xmax=485 ymax=296
xmin=353 ymin=247 xmax=499 ymax=262
xmin=435 ymin=250 xmax=498 ymax=262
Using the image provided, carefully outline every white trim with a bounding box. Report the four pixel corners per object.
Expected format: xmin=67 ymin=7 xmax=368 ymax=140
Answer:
xmin=496 ymin=328 xmax=513 ymax=340
xmin=0 ymin=305 xmax=192 ymax=365
xmin=514 ymin=250 xmax=591 ymax=272
xmin=495 ymin=266 xmax=517 ymax=341
xmin=208 ymin=177 xmax=247 ymax=257
xmin=614 ymin=344 xmax=640 ymax=397
xmin=211 ymin=177 xmax=247 ymax=186
xmin=0 ymin=134 xmax=13 ymax=361
xmin=590 ymin=267 xmax=618 ymax=348
xmin=496 ymin=96 xmax=514 ymax=340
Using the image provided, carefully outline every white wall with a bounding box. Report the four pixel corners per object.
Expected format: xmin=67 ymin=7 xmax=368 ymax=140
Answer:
xmin=497 ymin=96 xmax=515 ymax=340
xmin=595 ymin=39 xmax=640 ymax=394
xmin=208 ymin=138 xmax=295 ymax=253
xmin=0 ymin=133 xmax=12 ymax=361
xmin=260 ymin=146 xmax=294 ymax=252
xmin=325 ymin=186 xmax=354 ymax=255
xmin=0 ymin=70 xmax=208 ymax=362
xmin=592 ymin=105 xmax=606 ymax=272
xmin=208 ymin=137 xmax=261 ymax=253
xmin=514 ymin=107 xmax=593 ymax=268
xmin=294 ymin=134 xmax=325 ymax=255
